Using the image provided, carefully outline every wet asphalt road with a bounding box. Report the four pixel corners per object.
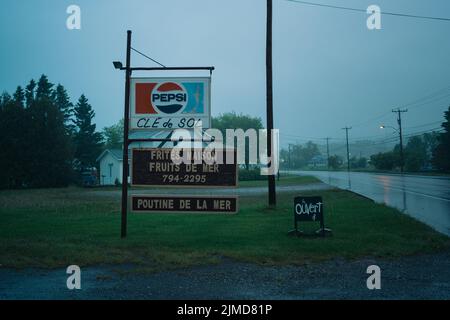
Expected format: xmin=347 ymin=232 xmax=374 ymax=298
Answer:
xmin=292 ymin=171 xmax=450 ymax=237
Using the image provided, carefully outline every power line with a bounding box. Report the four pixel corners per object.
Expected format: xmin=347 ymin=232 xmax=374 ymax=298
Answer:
xmin=131 ymin=47 xmax=166 ymax=68
xmin=348 ymin=85 xmax=450 ymax=130
xmin=284 ymin=0 xmax=450 ymax=22
xmin=280 ymin=133 xmax=345 ymax=141
xmin=355 ymin=127 xmax=444 ymax=147
xmin=280 ymin=118 xmax=445 ymax=145
xmin=280 ymin=86 xmax=450 ymax=142
xmin=402 ymin=85 xmax=450 ymax=109
xmin=350 ymin=111 xmax=392 ymax=129
xmin=403 ymin=127 xmax=444 ymax=138
xmin=404 ymin=121 xmax=443 ymax=130
xmin=405 ymin=92 xmax=450 ymax=111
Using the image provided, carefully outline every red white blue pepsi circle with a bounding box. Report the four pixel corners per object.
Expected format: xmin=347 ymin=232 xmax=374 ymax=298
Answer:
xmin=151 ymin=82 xmax=188 ymax=114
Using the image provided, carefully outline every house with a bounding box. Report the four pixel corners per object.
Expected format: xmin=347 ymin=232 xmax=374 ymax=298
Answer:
xmin=96 ymin=149 xmax=128 ymax=186
xmin=308 ymin=155 xmax=327 ymax=168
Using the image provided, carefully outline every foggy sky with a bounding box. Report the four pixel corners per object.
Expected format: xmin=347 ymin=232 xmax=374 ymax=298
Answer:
xmin=1 ymin=0 xmax=450 ymax=148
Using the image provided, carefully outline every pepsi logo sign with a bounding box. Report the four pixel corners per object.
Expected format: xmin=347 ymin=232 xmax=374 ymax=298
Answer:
xmin=151 ymin=82 xmax=188 ymax=114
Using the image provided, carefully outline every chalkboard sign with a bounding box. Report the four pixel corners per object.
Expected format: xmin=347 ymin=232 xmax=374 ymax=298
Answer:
xmin=294 ymin=196 xmax=323 ymax=222
xmin=290 ymin=196 xmax=330 ymax=237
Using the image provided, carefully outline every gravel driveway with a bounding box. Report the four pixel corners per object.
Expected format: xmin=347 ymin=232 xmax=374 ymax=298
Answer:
xmin=1 ymin=249 xmax=449 ymax=300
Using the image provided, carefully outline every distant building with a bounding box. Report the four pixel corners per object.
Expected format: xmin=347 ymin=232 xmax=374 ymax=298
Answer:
xmin=308 ymin=155 xmax=327 ymax=168
xmin=96 ymin=149 xmax=128 ymax=186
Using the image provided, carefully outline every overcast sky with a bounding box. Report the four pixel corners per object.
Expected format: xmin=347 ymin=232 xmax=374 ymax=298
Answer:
xmin=1 ymin=0 xmax=450 ymax=147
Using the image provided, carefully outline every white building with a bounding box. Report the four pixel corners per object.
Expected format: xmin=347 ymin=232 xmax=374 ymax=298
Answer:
xmin=96 ymin=149 xmax=127 ymax=186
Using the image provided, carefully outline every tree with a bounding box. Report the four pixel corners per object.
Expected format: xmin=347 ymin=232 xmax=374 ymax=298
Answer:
xmin=404 ymin=136 xmax=427 ymax=172
xmin=0 ymin=75 xmax=103 ymax=189
xmin=25 ymin=79 xmax=36 ymax=108
xmin=0 ymin=92 xmax=18 ymax=188
xmin=212 ymin=112 xmax=264 ymax=169
xmin=302 ymin=141 xmax=321 ymax=165
xmin=350 ymin=156 xmax=368 ymax=169
xmin=432 ymin=106 xmax=450 ymax=172
xmin=27 ymin=75 xmax=73 ymax=187
xmin=212 ymin=112 xmax=264 ymax=134
xmin=73 ymin=94 xmax=103 ymax=170
xmin=328 ymin=155 xmax=342 ymax=170
xmin=370 ymin=151 xmax=396 ymax=171
xmin=288 ymin=142 xmax=321 ymax=168
xmin=53 ymin=84 xmax=75 ymax=135
xmin=423 ymin=132 xmax=439 ymax=168
xmin=103 ymin=119 xmax=124 ymax=149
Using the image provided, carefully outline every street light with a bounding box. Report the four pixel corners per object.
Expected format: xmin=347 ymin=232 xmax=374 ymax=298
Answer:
xmin=379 ymin=125 xmax=398 ymax=132
xmin=113 ymin=61 xmax=123 ymax=69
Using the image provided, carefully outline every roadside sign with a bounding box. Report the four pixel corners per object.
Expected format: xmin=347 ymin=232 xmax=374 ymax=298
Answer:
xmin=131 ymin=148 xmax=237 ymax=187
xmin=289 ymin=196 xmax=331 ymax=237
xmin=130 ymin=195 xmax=238 ymax=214
xmin=294 ymin=196 xmax=323 ymax=222
xmin=130 ymin=77 xmax=211 ymax=130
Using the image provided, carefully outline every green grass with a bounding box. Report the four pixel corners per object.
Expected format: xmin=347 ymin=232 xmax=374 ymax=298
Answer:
xmin=0 ymin=183 xmax=448 ymax=271
xmin=238 ymin=174 xmax=320 ymax=187
xmin=92 ymin=174 xmax=319 ymax=192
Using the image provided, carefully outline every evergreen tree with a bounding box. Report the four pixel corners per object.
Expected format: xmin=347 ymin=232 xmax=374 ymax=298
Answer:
xmin=35 ymin=74 xmax=53 ymax=100
xmin=0 ymin=93 xmax=12 ymax=188
xmin=28 ymin=75 xmax=73 ymax=187
xmin=53 ymin=84 xmax=75 ymax=135
xmin=25 ymin=79 xmax=36 ymax=108
xmin=73 ymin=94 xmax=103 ymax=170
xmin=0 ymin=88 xmax=30 ymax=188
xmin=432 ymin=106 xmax=450 ymax=172
xmin=0 ymin=75 xmax=100 ymax=189
xmin=13 ymin=86 xmax=25 ymax=105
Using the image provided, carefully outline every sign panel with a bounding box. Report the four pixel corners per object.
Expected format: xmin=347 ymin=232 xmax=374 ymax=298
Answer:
xmin=291 ymin=196 xmax=331 ymax=236
xmin=130 ymin=77 xmax=211 ymax=130
xmin=130 ymin=195 xmax=238 ymax=214
xmin=294 ymin=196 xmax=323 ymax=222
xmin=131 ymin=148 xmax=238 ymax=187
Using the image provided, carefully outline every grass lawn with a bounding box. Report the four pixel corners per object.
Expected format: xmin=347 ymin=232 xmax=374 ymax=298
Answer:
xmin=0 ymin=178 xmax=449 ymax=271
xmin=238 ymin=174 xmax=319 ymax=187
xmin=126 ymin=174 xmax=320 ymax=190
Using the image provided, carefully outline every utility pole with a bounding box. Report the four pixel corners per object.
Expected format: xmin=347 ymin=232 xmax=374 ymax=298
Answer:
xmin=266 ymin=0 xmax=276 ymax=206
xmin=325 ymin=138 xmax=330 ymax=170
xmin=120 ymin=30 xmax=132 ymax=238
xmin=288 ymin=143 xmax=292 ymax=172
xmin=392 ymin=108 xmax=408 ymax=173
xmin=342 ymin=127 xmax=352 ymax=172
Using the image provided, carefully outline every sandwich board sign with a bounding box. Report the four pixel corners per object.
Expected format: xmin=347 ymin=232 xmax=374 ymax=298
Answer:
xmin=131 ymin=148 xmax=238 ymax=187
xmin=289 ymin=196 xmax=331 ymax=237
xmin=130 ymin=77 xmax=211 ymax=130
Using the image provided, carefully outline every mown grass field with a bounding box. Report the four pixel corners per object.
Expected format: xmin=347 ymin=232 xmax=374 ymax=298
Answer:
xmin=0 ymin=176 xmax=448 ymax=271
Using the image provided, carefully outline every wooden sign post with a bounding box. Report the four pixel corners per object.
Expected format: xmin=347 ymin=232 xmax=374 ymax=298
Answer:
xmin=113 ymin=30 xmax=242 ymax=238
